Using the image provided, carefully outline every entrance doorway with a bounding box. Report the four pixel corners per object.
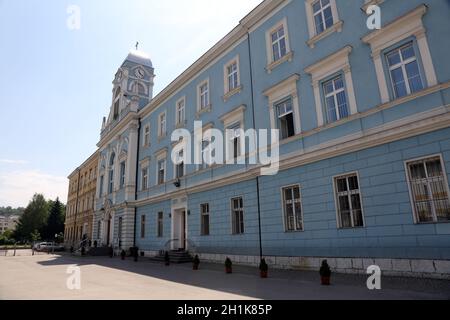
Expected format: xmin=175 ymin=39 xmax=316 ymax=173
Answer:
xmin=172 ymin=209 xmax=187 ymax=251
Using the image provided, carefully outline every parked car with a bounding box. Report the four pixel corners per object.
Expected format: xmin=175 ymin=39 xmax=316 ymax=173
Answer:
xmin=33 ymin=242 xmax=64 ymax=252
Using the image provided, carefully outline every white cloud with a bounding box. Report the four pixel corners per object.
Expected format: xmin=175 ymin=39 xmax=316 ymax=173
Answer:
xmin=0 ymin=159 xmax=29 ymax=165
xmin=0 ymin=170 xmax=68 ymax=207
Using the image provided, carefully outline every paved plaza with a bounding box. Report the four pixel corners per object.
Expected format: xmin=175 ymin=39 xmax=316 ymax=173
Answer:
xmin=0 ymin=252 xmax=449 ymax=300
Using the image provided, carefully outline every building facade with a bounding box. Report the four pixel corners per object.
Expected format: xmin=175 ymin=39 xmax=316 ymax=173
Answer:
xmin=0 ymin=215 xmax=19 ymax=233
xmin=64 ymin=151 xmax=99 ymax=245
xmin=86 ymin=0 xmax=450 ymax=277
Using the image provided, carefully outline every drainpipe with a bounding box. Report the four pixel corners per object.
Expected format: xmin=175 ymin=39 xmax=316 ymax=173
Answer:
xmin=133 ymin=117 xmax=142 ymax=247
xmin=247 ymin=29 xmax=263 ymax=261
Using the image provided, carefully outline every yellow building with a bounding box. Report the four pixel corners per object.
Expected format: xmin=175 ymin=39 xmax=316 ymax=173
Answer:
xmin=64 ymin=151 xmax=99 ymax=246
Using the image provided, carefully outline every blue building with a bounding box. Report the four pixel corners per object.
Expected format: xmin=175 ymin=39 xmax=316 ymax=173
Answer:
xmin=92 ymin=0 xmax=450 ymax=277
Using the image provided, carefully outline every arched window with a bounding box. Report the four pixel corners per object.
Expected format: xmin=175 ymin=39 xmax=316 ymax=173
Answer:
xmin=132 ymin=82 xmax=146 ymax=95
xmin=113 ymin=88 xmax=121 ymax=120
xmin=108 ymin=153 xmax=115 ymax=194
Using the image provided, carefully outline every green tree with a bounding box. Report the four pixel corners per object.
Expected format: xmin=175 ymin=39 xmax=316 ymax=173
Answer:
xmin=30 ymin=230 xmax=41 ymax=242
xmin=14 ymin=194 xmax=49 ymax=241
xmin=43 ymin=198 xmax=65 ymax=241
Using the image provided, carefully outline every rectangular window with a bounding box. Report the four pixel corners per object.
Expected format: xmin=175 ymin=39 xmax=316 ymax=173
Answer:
xmin=282 ymin=185 xmax=303 ymax=231
xmin=143 ymin=125 xmax=150 ymax=147
xmin=157 ymin=212 xmax=164 ymax=237
xmin=108 ymin=170 xmax=114 ymax=194
xmin=201 ymin=139 xmax=211 ymax=169
xmin=276 ymin=98 xmax=295 ymax=140
xmin=271 ymin=25 xmax=287 ymax=62
xmin=142 ymin=168 xmax=148 ymax=190
xmin=159 ymin=113 xmax=166 ymax=137
xmin=176 ymin=99 xmax=185 ymax=125
xmin=199 ymin=82 xmax=209 ymax=109
xmin=227 ymin=62 xmax=239 ymax=92
xmin=120 ymin=162 xmax=126 ymax=188
xmin=158 ymin=159 xmax=165 ymax=185
xmin=231 ymin=197 xmax=244 ymax=235
xmin=201 ymin=203 xmax=210 ymax=236
xmin=406 ymin=156 xmax=450 ymax=223
xmin=313 ymin=0 xmax=334 ymax=35
xmin=323 ymin=75 xmax=348 ymax=123
xmin=334 ymin=173 xmax=364 ymax=228
xmin=176 ymin=151 xmax=184 ymax=179
xmin=141 ymin=215 xmax=146 ymax=238
xmin=386 ymin=43 xmax=423 ymax=99
xmin=227 ymin=124 xmax=241 ymax=160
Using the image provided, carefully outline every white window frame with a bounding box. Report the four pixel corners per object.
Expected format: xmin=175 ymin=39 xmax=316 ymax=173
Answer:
xmin=143 ymin=124 xmax=150 ymax=147
xmin=362 ymin=5 xmax=437 ymax=103
xmin=197 ymin=79 xmax=210 ymax=112
xmin=305 ymin=0 xmax=342 ymax=48
xmin=219 ymin=105 xmax=246 ymax=163
xmin=223 ymin=56 xmax=241 ymax=98
xmin=404 ymin=154 xmax=450 ymax=224
xmin=281 ymin=184 xmax=304 ymax=232
xmin=173 ymin=149 xmax=185 ymax=180
xmin=230 ymin=197 xmax=244 ymax=235
xmin=265 ymin=18 xmax=292 ymax=73
xmin=304 ymin=46 xmax=357 ymax=127
xmin=332 ymin=172 xmax=366 ymax=229
xmin=119 ymin=161 xmax=126 ymax=188
xmin=275 ymin=98 xmax=296 ymax=140
xmin=157 ymin=158 xmax=166 ymax=185
xmin=263 ymin=74 xmax=301 ymax=136
xmin=176 ymin=96 xmax=186 ymax=127
xmin=323 ymin=74 xmax=349 ymax=123
xmin=386 ymin=42 xmax=424 ymax=99
xmin=158 ymin=111 xmax=167 ymax=138
xmin=200 ymin=203 xmax=210 ymax=236
xmin=141 ymin=167 xmax=148 ymax=191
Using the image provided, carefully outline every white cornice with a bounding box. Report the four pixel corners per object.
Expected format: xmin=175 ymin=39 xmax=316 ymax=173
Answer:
xmin=362 ymin=4 xmax=428 ymax=54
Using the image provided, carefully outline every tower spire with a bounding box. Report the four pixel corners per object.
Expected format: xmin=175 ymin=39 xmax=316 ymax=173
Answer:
xmin=135 ymin=41 xmax=139 ymax=51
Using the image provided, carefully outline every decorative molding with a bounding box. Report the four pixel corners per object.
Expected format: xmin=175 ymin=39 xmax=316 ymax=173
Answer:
xmin=362 ymin=4 xmax=436 ymax=103
xmin=305 ymin=46 xmax=357 ymax=126
xmin=306 ymin=20 xmax=343 ymax=49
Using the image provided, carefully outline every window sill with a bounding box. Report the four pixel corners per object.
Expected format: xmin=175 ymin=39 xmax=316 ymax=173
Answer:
xmin=306 ymin=20 xmax=343 ymax=49
xmin=195 ymin=105 xmax=212 ymax=119
xmin=223 ymin=85 xmax=243 ymax=102
xmin=266 ymin=51 xmax=293 ymax=74
xmin=176 ymin=121 xmax=187 ymax=129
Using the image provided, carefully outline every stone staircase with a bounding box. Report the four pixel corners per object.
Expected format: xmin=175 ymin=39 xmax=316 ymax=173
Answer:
xmin=148 ymin=250 xmax=194 ymax=264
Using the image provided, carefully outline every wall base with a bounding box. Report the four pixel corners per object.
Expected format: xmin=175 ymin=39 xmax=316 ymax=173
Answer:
xmin=196 ymin=253 xmax=450 ymax=280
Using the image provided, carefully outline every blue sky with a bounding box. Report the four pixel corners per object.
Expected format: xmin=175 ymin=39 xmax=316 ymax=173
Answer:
xmin=0 ymin=0 xmax=263 ymax=207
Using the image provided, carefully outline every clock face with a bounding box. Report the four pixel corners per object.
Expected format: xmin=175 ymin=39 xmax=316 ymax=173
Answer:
xmin=136 ymin=69 xmax=145 ymax=79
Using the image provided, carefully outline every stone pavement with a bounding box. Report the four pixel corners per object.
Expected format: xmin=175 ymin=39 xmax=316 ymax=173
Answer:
xmin=0 ymin=254 xmax=449 ymax=300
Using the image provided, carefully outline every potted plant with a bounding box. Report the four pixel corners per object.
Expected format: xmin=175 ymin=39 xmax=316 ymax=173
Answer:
xmin=120 ymin=249 xmax=126 ymax=260
xmin=225 ymin=257 xmax=232 ymax=274
xmin=320 ymin=259 xmax=331 ymax=285
xmin=259 ymin=259 xmax=268 ymax=278
xmin=164 ymin=251 xmax=170 ymax=266
xmin=193 ymin=255 xmax=200 ymax=270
